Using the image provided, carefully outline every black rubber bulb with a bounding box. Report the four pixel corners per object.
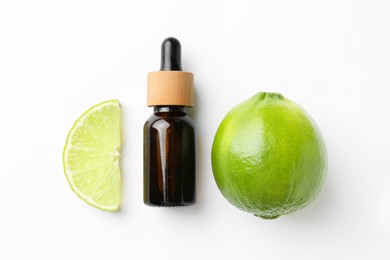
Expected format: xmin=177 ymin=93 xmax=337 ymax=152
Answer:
xmin=160 ymin=37 xmax=182 ymax=71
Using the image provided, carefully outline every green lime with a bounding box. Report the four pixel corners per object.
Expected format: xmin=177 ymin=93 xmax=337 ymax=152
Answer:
xmin=63 ymin=100 xmax=121 ymax=211
xmin=211 ymin=92 xmax=327 ymax=219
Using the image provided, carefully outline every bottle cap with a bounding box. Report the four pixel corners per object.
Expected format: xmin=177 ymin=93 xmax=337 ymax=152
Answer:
xmin=147 ymin=37 xmax=194 ymax=107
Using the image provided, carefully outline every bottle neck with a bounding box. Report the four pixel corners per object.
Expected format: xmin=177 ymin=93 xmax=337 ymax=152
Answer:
xmin=153 ymin=106 xmax=188 ymax=116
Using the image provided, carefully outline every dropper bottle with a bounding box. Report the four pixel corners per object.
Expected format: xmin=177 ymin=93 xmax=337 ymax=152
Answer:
xmin=144 ymin=37 xmax=196 ymax=206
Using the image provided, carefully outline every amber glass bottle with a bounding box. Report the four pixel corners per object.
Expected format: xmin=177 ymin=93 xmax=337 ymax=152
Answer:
xmin=144 ymin=37 xmax=196 ymax=206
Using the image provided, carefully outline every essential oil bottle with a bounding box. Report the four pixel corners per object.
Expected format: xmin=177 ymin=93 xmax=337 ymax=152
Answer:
xmin=144 ymin=37 xmax=196 ymax=206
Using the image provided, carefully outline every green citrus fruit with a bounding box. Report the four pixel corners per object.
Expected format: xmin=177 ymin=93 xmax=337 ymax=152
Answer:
xmin=63 ymin=100 xmax=121 ymax=211
xmin=211 ymin=92 xmax=327 ymax=219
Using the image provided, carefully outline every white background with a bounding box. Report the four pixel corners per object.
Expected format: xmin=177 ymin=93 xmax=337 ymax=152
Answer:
xmin=0 ymin=0 xmax=389 ymax=259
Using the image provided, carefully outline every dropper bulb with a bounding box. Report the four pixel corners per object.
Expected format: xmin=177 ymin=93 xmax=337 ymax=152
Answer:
xmin=160 ymin=37 xmax=182 ymax=71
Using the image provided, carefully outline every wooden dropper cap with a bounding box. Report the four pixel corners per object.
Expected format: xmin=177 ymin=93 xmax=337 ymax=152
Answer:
xmin=147 ymin=37 xmax=194 ymax=107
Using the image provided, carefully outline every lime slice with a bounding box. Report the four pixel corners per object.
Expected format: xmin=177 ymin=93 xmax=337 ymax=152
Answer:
xmin=63 ymin=100 xmax=121 ymax=211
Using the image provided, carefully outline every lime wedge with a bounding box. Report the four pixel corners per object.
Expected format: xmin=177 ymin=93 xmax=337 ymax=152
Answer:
xmin=63 ymin=100 xmax=121 ymax=211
